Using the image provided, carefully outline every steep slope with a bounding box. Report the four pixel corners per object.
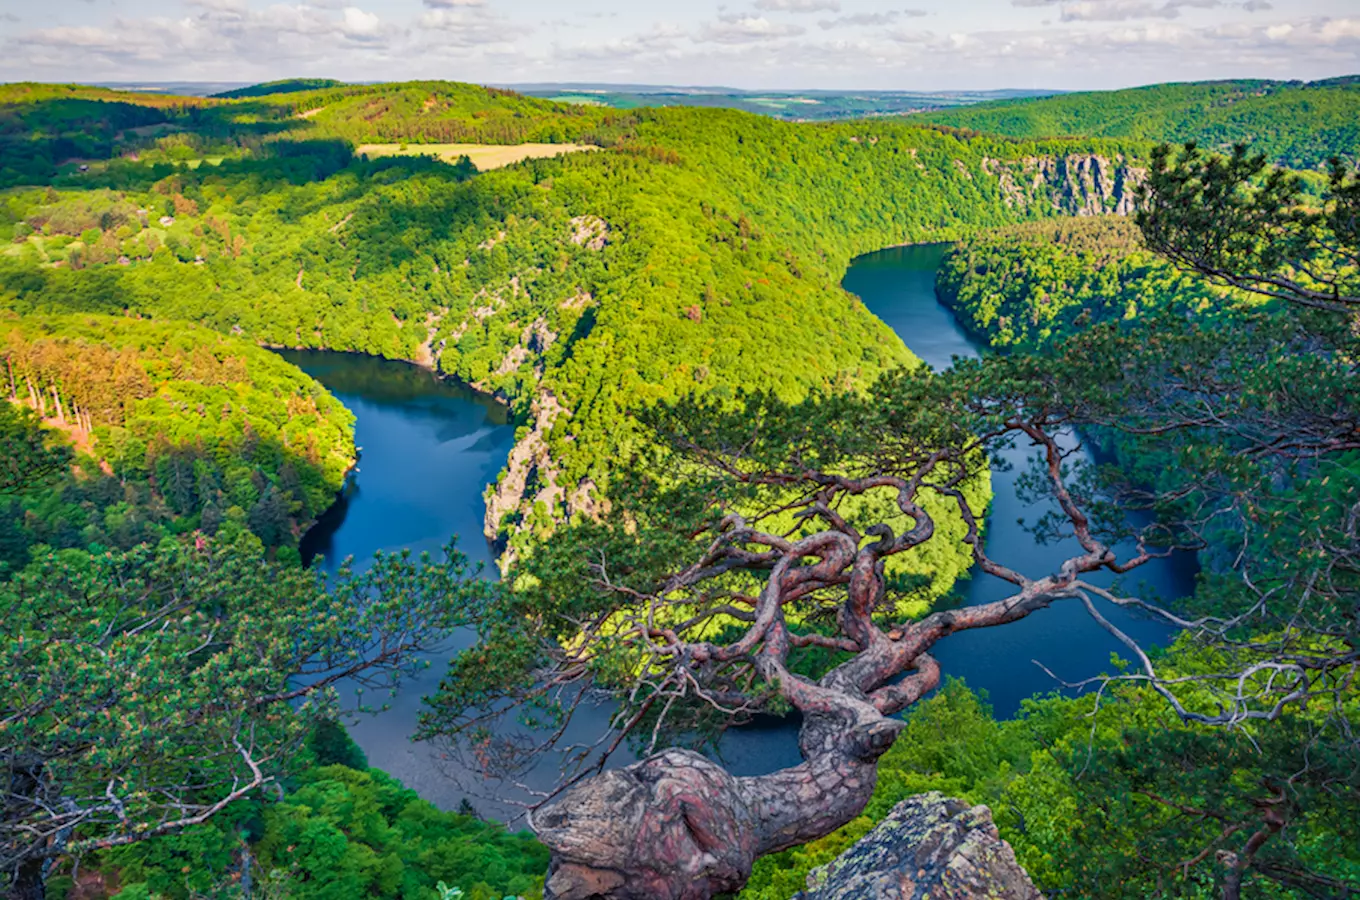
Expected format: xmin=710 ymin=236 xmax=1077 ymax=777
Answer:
xmin=0 ymin=313 xmax=354 ymax=558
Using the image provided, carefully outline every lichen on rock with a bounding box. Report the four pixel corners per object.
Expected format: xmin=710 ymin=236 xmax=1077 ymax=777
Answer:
xmin=795 ymin=793 xmax=1043 ymax=900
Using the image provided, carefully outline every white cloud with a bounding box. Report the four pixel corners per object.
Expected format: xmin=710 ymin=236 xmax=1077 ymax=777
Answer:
xmin=754 ymin=0 xmax=841 ymax=12
xmin=818 ymin=11 xmax=907 ymax=29
xmin=1316 ymin=18 xmax=1360 ymax=42
xmin=12 ymin=3 xmax=407 ymax=75
xmin=696 ymin=14 xmax=806 ymax=43
xmin=1 ymin=0 xmax=1356 ymax=90
xmin=340 ymin=7 xmax=383 ymax=39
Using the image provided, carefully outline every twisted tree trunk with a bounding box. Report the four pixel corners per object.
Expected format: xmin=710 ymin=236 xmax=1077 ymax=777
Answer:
xmin=532 ymin=444 xmax=1117 ymax=898
xmin=536 ymin=699 xmax=904 ymax=900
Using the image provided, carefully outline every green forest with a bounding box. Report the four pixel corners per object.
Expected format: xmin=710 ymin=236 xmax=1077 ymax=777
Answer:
xmin=917 ymin=77 xmax=1360 ymax=169
xmin=935 ymin=216 xmax=1226 ymax=348
xmin=2 ymin=74 xmax=1359 ymax=900
xmin=0 ymin=82 xmax=1150 ymax=568
xmin=69 ymin=728 xmax=550 ymax=900
xmin=0 ymin=314 xmax=354 ymax=566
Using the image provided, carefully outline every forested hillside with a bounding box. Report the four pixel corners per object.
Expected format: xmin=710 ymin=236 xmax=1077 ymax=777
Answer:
xmin=916 ymin=78 xmax=1360 ymax=169
xmin=0 ymin=314 xmax=354 ymax=566
xmin=7 ymin=78 xmax=1355 ymax=900
xmin=0 ymin=83 xmax=1144 ymax=567
xmin=211 ymin=78 xmax=345 ymax=99
xmin=935 ymin=217 xmax=1225 ymax=348
xmin=0 ymin=82 xmax=627 ymax=188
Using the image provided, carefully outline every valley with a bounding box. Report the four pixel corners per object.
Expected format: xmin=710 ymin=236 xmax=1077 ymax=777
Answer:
xmin=2 ymin=60 xmax=1358 ymax=900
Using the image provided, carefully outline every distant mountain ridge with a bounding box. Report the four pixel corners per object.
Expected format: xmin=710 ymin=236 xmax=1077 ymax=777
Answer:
xmin=89 ymin=79 xmax=1065 ymax=121
xmin=9 ymin=75 xmax=1355 ymax=169
xmin=508 ymin=85 xmax=1065 ymax=122
xmin=210 ymin=78 xmax=346 ymax=99
xmin=914 ymin=76 xmax=1360 ymax=168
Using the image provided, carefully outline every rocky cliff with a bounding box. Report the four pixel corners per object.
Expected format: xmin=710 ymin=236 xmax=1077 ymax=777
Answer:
xmin=984 ymin=154 xmax=1141 ymax=217
xmin=794 ymin=793 xmax=1043 ymax=900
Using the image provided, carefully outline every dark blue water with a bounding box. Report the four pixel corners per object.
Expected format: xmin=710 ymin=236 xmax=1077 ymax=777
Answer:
xmin=285 ymin=245 xmax=1196 ymax=813
xmin=279 ymin=351 xmax=528 ymax=809
xmin=283 ymin=350 xmax=513 ymax=572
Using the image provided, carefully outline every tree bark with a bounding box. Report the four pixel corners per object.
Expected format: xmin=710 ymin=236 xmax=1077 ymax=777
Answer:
xmin=536 ymin=680 xmax=911 ymax=900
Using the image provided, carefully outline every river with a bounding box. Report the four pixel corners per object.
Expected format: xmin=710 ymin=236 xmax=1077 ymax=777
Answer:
xmin=286 ymin=243 xmax=1197 ymax=815
xmin=843 ymin=244 xmax=1196 ymax=713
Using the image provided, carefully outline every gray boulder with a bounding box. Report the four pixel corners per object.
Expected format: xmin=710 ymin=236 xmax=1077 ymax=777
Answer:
xmin=794 ymin=793 xmax=1043 ymax=900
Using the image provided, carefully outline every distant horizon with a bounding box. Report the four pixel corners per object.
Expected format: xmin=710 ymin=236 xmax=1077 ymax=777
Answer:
xmin=82 ymin=79 xmax=1071 ymax=95
xmin=13 ymin=73 xmax=1358 ymax=99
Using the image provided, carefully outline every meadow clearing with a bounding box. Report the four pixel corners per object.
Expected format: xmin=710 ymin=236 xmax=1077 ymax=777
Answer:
xmin=354 ymin=142 xmax=600 ymax=170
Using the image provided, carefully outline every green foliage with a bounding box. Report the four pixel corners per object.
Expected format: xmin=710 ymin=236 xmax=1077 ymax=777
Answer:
xmin=1137 ymin=143 xmax=1360 ymax=311
xmin=307 ymin=718 xmax=369 ymax=771
xmin=91 ymin=760 xmax=546 ymax=900
xmin=285 ymin=82 xmax=629 ymax=146
xmin=1 ymin=535 xmax=492 ymax=885
xmin=0 ymin=84 xmax=211 ymax=188
xmin=7 ymin=83 xmax=1358 ymax=899
xmin=249 ymin=765 xmax=545 ymax=900
xmin=742 ymin=673 xmax=1360 ymax=899
xmin=0 ymin=400 xmax=71 ymax=498
xmin=917 ymin=78 xmax=1360 ymax=169
xmin=0 ymin=77 xmax=1127 ymax=896
xmin=936 ymin=217 xmax=1224 ymax=349
xmin=0 ymin=86 xmax=1134 ymax=579
xmin=0 ymin=314 xmax=354 ymax=558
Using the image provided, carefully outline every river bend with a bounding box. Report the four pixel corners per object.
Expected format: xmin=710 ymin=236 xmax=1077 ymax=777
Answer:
xmin=287 ymin=243 xmax=1197 ymax=814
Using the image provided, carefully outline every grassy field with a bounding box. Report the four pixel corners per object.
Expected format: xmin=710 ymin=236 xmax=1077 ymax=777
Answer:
xmin=354 ymin=142 xmax=599 ymax=170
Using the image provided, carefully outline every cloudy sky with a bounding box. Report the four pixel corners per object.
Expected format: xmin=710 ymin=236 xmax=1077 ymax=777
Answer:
xmin=1 ymin=0 xmax=1356 ymax=90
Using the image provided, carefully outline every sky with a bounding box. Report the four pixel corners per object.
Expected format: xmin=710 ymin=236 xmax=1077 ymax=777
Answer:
xmin=0 ymin=0 xmax=1356 ymax=91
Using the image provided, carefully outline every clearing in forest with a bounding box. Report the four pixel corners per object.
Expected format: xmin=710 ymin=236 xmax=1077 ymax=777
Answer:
xmin=354 ymin=142 xmax=600 ymax=170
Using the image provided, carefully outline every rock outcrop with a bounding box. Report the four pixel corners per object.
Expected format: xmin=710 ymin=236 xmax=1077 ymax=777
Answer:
xmin=795 ymin=793 xmax=1043 ymax=900
xmin=983 ymin=154 xmax=1141 ymax=217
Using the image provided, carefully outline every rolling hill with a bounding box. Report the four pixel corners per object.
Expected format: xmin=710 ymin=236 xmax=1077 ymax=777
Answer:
xmin=914 ymin=77 xmax=1360 ymax=168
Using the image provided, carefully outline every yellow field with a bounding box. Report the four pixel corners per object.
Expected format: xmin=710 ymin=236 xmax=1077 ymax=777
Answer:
xmin=354 ymin=142 xmax=599 ymax=171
